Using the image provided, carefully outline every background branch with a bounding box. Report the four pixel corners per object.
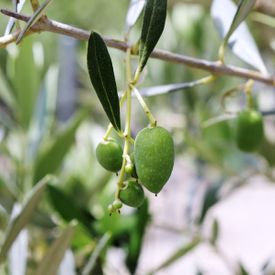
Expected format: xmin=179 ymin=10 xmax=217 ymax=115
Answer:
xmin=1 ymin=9 xmax=275 ymax=87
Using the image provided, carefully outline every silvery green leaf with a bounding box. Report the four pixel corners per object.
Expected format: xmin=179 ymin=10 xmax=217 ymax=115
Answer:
xmin=82 ymin=232 xmax=111 ymax=275
xmin=0 ymin=176 xmax=52 ymax=262
xmin=34 ymin=223 xmax=76 ymax=275
xmin=8 ymin=205 xmax=28 ymax=275
xmin=139 ymin=80 xmax=205 ymax=97
xmin=125 ymin=0 xmax=146 ymax=33
xmin=16 ymin=0 xmax=53 ymax=44
xmin=4 ymin=0 xmax=26 ymax=35
xmin=211 ymin=0 xmax=267 ymax=74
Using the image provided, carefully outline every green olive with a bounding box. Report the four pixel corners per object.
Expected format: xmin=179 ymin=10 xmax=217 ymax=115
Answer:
xmin=134 ymin=126 xmax=174 ymax=194
xmin=96 ymin=138 xmax=123 ymax=172
xmin=236 ymin=109 xmax=264 ymax=152
xmin=119 ymin=181 xmax=145 ymax=207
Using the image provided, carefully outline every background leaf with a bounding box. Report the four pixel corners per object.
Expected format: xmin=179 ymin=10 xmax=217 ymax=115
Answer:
xmin=147 ymin=238 xmax=201 ymax=274
xmin=138 ymin=0 xmax=167 ymax=71
xmin=7 ymin=36 xmax=41 ymax=128
xmin=125 ymin=0 xmax=146 ymax=34
xmin=4 ymin=0 xmax=26 ymax=35
xmin=211 ymin=0 xmax=267 ymax=74
xmin=126 ymin=200 xmax=150 ymax=274
xmin=47 ymin=184 xmax=95 ymax=236
xmin=87 ymin=32 xmax=121 ymax=130
xmin=33 ymin=110 xmax=87 ymax=183
xmin=34 ymin=223 xmax=76 ymax=275
xmin=0 ymin=176 xmax=51 ymax=262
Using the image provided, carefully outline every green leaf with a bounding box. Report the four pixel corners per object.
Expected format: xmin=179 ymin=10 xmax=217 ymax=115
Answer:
xmin=238 ymin=263 xmax=250 ymax=275
xmin=16 ymin=0 xmax=54 ymax=44
xmin=199 ymin=183 xmax=221 ymax=224
xmin=138 ymin=0 xmax=167 ymax=72
xmin=0 ymin=66 xmax=16 ymax=110
xmin=147 ymin=238 xmax=200 ymax=274
xmin=224 ymin=0 xmax=256 ymax=44
xmin=8 ymin=36 xmax=41 ymax=128
xmin=125 ymin=0 xmax=146 ymax=34
xmin=126 ymin=200 xmax=150 ymax=274
xmin=82 ymin=232 xmax=111 ymax=275
xmin=87 ymin=32 xmax=121 ymax=131
xmin=34 ymin=223 xmax=76 ymax=275
xmin=211 ymin=0 xmax=266 ymax=73
xmin=0 ymin=176 xmax=52 ymax=263
xmin=47 ymin=184 xmax=95 ymax=236
xmin=210 ymin=219 xmax=219 ymax=245
xmin=33 ymin=111 xmax=87 ymax=183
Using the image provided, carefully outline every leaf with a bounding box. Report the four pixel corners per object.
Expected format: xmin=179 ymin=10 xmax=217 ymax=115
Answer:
xmin=210 ymin=219 xmax=219 ymax=246
xmin=225 ymin=0 xmax=256 ymax=43
xmin=139 ymin=80 xmax=206 ymax=97
xmin=33 ymin=111 xmax=87 ymax=183
xmin=34 ymin=223 xmax=76 ymax=275
xmin=125 ymin=0 xmax=146 ymax=34
xmin=0 ymin=176 xmax=52 ymax=262
xmin=87 ymin=32 xmax=121 ymax=131
xmin=238 ymin=263 xmax=250 ymax=275
xmin=0 ymin=66 xmax=16 ymax=110
xmin=47 ymin=184 xmax=95 ymax=236
xmin=82 ymin=232 xmax=111 ymax=275
xmin=147 ymin=238 xmax=200 ymax=274
xmin=211 ymin=0 xmax=267 ymax=74
xmin=16 ymin=0 xmax=54 ymax=44
xmin=126 ymin=200 xmax=150 ymax=274
xmin=8 ymin=36 xmax=41 ymax=128
xmin=198 ymin=182 xmax=222 ymax=224
xmin=4 ymin=0 xmax=26 ymax=35
xmin=138 ymin=0 xmax=167 ymax=72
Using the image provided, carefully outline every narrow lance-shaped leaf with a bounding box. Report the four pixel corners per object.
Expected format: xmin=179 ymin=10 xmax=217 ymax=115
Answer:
xmin=211 ymin=0 xmax=267 ymax=73
xmin=87 ymin=32 xmax=121 ymax=131
xmin=0 ymin=176 xmax=53 ymax=262
xmin=224 ymin=0 xmax=257 ymax=44
xmin=138 ymin=0 xmax=167 ymax=72
xmin=16 ymin=0 xmax=54 ymax=44
xmin=47 ymin=184 xmax=96 ymax=236
xmin=125 ymin=0 xmax=146 ymax=34
xmin=34 ymin=223 xmax=76 ymax=275
xmin=33 ymin=110 xmax=87 ymax=183
xmin=147 ymin=238 xmax=200 ymax=274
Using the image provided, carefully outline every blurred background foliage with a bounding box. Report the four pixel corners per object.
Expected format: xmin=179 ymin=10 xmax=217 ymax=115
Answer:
xmin=0 ymin=0 xmax=275 ymax=274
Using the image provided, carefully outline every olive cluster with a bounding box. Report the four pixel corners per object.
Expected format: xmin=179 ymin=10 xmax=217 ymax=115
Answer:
xmin=96 ymin=126 xmax=174 ymax=212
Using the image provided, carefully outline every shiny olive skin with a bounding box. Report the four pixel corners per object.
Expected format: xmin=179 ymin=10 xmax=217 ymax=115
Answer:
xmin=119 ymin=181 xmax=145 ymax=207
xmin=236 ymin=109 xmax=264 ymax=152
xmin=96 ymin=139 xmax=123 ymax=172
xmin=134 ymin=126 xmax=174 ymax=194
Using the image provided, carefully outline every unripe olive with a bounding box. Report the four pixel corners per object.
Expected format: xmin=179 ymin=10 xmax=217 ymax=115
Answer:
xmin=112 ymin=199 xmax=123 ymax=210
xmin=119 ymin=181 xmax=145 ymax=207
xmin=236 ymin=109 xmax=264 ymax=152
xmin=96 ymin=139 xmax=123 ymax=172
xmin=134 ymin=126 xmax=174 ymax=194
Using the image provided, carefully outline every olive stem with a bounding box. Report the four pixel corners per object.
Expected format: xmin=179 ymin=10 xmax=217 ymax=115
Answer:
xmin=244 ymin=79 xmax=255 ymax=109
xmin=102 ymin=89 xmax=129 ymax=140
xmin=115 ymin=48 xmax=133 ymax=200
xmin=131 ymin=85 xmax=157 ymax=127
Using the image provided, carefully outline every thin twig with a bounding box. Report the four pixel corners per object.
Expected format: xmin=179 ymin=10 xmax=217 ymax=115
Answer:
xmin=1 ymin=9 xmax=275 ymax=87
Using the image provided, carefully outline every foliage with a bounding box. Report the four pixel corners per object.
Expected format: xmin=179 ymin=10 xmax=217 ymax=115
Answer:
xmin=0 ymin=0 xmax=275 ymax=274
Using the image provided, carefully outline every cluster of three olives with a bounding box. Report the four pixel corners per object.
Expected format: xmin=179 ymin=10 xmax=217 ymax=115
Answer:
xmin=96 ymin=126 xmax=175 ymax=208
